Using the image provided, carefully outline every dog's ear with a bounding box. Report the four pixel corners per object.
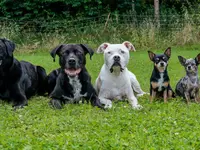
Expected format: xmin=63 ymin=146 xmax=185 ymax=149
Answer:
xmin=164 ymin=47 xmax=171 ymax=58
xmin=195 ymin=53 xmax=200 ymax=65
xmin=148 ymin=51 xmax=156 ymax=61
xmin=96 ymin=43 xmax=110 ymax=53
xmin=122 ymin=41 xmax=136 ymax=51
xmin=50 ymin=44 xmax=63 ymax=62
xmin=80 ymin=44 xmax=94 ymax=60
xmin=178 ymin=56 xmax=186 ymax=66
xmin=1 ymin=38 xmax=15 ymax=57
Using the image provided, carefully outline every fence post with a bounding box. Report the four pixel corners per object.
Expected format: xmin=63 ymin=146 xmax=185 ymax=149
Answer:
xmin=154 ymin=0 xmax=160 ymax=27
xmin=131 ymin=0 xmax=136 ymax=27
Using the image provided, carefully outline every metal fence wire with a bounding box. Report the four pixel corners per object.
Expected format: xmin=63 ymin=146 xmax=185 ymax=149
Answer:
xmin=0 ymin=13 xmax=200 ymax=32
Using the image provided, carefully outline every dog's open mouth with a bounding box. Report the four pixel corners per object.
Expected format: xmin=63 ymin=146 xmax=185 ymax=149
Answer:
xmin=64 ymin=68 xmax=81 ymax=77
xmin=157 ymin=66 xmax=165 ymax=73
xmin=110 ymin=62 xmax=124 ymax=73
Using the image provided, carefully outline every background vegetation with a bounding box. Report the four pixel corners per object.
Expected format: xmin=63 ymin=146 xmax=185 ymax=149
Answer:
xmin=0 ymin=0 xmax=200 ymax=52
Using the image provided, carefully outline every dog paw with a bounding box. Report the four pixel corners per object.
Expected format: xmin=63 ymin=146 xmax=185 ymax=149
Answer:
xmin=104 ymin=103 xmax=112 ymax=109
xmin=13 ymin=102 xmax=28 ymax=110
xmin=50 ymin=99 xmax=62 ymax=109
xmin=132 ymin=104 xmax=143 ymax=110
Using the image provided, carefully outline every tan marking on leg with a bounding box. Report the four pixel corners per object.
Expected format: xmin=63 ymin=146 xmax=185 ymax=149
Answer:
xmin=151 ymin=82 xmax=158 ymax=89
xmin=163 ymin=82 xmax=169 ymax=87
xmin=163 ymin=89 xmax=167 ymax=103
xmin=150 ymin=90 xmax=156 ymax=103
xmin=168 ymin=90 xmax=173 ymax=98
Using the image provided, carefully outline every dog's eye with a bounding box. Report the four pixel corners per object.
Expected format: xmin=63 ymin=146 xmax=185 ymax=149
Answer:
xmin=76 ymin=51 xmax=82 ymax=55
xmin=107 ymin=52 xmax=111 ymax=54
xmin=64 ymin=51 xmax=69 ymax=55
xmin=121 ymin=50 xmax=125 ymax=54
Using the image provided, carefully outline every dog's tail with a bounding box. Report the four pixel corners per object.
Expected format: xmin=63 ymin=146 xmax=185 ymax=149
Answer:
xmin=36 ymin=66 xmax=47 ymax=95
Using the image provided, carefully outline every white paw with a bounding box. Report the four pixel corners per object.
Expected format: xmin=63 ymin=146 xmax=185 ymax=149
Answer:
xmin=104 ymin=100 xmax=112 ymax=109
xmin=104 ymin=103 xmax=112 ymax=109
xmin=132 ymin=104 xmax=143 ymax=110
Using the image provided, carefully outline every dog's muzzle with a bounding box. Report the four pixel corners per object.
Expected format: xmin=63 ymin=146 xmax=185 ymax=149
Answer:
xmin=187 ymin=66 xmax=191 ymax=70
xmin=64 ymin=58 xmax=81 ymax=77
xmin=110 ymin=55 xmax=124 ymax=73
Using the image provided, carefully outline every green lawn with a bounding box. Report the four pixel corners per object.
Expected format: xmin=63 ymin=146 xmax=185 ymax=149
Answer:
xmin=0 ymin=46 xmax=200 ymax=149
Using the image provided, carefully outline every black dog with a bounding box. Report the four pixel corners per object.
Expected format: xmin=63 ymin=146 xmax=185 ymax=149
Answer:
xmin=47 ymin=44 xmax=103 ymax=109
xmin=0 ymin=38 xmax=47 ymax=109
xmin=148 ymin=47 xmax=175 ymax=103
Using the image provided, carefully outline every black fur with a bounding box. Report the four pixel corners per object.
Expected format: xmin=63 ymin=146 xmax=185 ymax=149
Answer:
xmin=148 ymin=47 xmax=175 ymax=101
xmin=47 ymin=44 xmax=103 ymax=109
xmin=150 ymin=66 xmax=174 ymax=97
xmin=0 ymin=38 xmax=47 ymax=109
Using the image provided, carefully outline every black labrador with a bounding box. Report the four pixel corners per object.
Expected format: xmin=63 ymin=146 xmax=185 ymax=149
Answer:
xmin=0 ymin=38 xmax=47 ymax=109
xmin=47 ymin=44 xmax=103 ymax=109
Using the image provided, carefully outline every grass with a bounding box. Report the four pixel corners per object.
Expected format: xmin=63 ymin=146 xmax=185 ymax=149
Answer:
xmin=0 ymin=45 xmax=200 ymax=149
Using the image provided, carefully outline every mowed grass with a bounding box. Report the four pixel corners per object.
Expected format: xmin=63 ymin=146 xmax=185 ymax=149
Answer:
xmin=0 ymin=46 xmax=200 ymax=149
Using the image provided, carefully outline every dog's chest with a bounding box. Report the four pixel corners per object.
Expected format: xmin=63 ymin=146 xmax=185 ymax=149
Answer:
xmin=100 ymin=72 xmax=130 ymax=99
xmin=183 ymin=77 xmax=199 ymax=90
xmin=68 ymin=76 xmax=84 ymax=101
xmin=158 ymin=73 xmax=165 ymax=91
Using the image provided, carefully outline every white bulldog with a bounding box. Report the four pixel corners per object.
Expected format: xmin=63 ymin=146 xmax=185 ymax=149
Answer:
xmin=95 ymin=41 xmax=146 ymax=109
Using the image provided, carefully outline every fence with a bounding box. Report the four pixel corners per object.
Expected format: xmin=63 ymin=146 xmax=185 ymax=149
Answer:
xmin=0 ymin=13 xmax=200 ymax=32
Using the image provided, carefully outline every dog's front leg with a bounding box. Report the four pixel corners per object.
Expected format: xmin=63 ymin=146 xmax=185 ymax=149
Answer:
xmin=184 ymin=92 xmax=190 ymax=104
xmin=163 ymin=89 xmax=168 ymax=103
xmin=50 ymin=99 xmax=63 ymax=109
xmin=10 ymin=84 xmax=27 ymax=109
xmin=98 ymin=97 xmax=112 ymax=109
xmin=85 ymin=84 xmax=104 ymax=109
xmin=150 ymin=90 xmax=156 ymax=103
xmin=87 ymin=94 xmax=104 ymax=109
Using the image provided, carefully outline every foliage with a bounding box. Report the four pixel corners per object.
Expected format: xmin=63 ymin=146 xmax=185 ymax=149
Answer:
xmin=0 ymin=0 xmax=106 ymax=20
xmin=0 ymin=48 xmax=200 ymax=149
xmin=0 ymin=0 xmax=199 ymax=21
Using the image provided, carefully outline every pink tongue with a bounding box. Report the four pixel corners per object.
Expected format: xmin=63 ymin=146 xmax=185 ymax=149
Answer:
xmin=65 ymin=68 xmax=81 ymax=76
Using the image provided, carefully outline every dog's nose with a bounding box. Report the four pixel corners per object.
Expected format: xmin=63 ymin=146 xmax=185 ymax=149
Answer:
xmin=160 ymin=62 xmax=164 ymax=67
xmin=113 ymin=56 xmax=120 ymax=61
xmin=68 ymin=58 xmax=76 ymax=65
xmin=188 ymin=66 xmax=191 ymax=70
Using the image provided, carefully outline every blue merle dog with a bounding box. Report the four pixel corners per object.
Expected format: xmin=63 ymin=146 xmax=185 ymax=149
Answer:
xmin=175 ymin=53 xmax=200 ymax=104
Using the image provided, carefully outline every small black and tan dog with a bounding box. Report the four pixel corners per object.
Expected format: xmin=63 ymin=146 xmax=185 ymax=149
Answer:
xmin=47 ymin=44 xmax=103 ymax=109
xmin=175 ymin=54 xmax=200 ymax=104
xmin=148 ymin=47 xmax=175 ymax=103
xmin=0 ymin=38 xmax=47 ymax=109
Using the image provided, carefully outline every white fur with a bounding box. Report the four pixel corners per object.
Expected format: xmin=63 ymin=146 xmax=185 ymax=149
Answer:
xmin=158 ymin=73 xmax=164 ymax=91
xmin=95 ymin=42 xmax=146 ymax=109
xmin=62 ymin=76 xmax=87 ymax=102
